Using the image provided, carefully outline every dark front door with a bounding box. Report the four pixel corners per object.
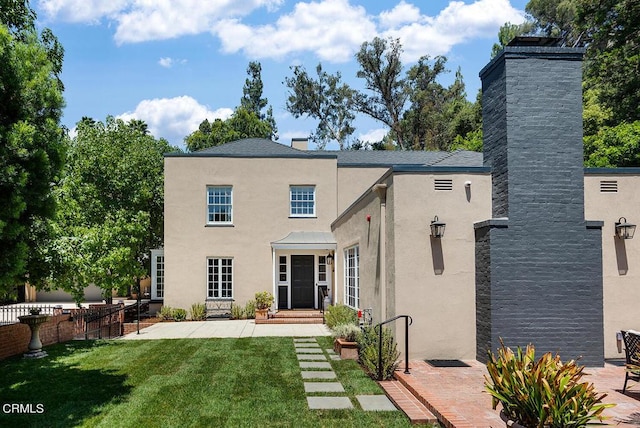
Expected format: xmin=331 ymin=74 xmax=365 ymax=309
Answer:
xmin=291 ymin=255 xmax=314 ymax=308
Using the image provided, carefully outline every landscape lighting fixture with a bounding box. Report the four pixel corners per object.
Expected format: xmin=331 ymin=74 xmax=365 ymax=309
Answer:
xmin=430 ymin=216 xmax=446 ymax=238
xmin=615 ymin=217 xmax=636 ymax=239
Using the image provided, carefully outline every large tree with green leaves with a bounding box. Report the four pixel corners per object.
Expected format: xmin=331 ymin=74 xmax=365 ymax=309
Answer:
xmin=0 ymin=1 xmax=65 ymax=296
xmin=52 ymin=117 xmax=177 ymax=302
xmin=284 ymin=64 xmax=356 ymax=149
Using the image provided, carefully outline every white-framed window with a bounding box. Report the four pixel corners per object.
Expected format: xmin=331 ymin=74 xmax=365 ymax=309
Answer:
xmin=207 ymin=186 xmax=232 ymax=224
xmin=318 ymin=256 xmax=327 ymax=282
xmin=207 ymin=258 xmax=233 ymax=299
xmin=344 ymin=246 xmax=359 ymax=309
xmin=290 ymin=185 xmax=316 ymax=217
xmin=278 ymin=256 xmax=288 ymax=283
xmin=151 ymin=249 xmax=164 ymax=300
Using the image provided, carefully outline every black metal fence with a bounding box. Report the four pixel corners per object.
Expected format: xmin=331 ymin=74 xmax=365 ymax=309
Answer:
xmin=0 ymin=304 xmax=59 ymax=325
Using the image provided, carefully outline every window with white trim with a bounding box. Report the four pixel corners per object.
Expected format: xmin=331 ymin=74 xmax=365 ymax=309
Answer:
xmin=318 ymin=256 xmax=327 ymax=282
xmin=278 ymin=256 xmax=287 ymax=283
xmin=207 ymin=186 xmax=232 ymax=224
xmin=290 ymin=185 xmax=316 ymax=217
xmin=207 ymin=258 xmax=233 ymax=299
xmin=151 ymin=249 xmax=164 ymax=300
xmin=344 ymin=246 xmax=359 ymax=309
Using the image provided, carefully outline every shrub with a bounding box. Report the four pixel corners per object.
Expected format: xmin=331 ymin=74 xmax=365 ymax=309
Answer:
xmin=325 ymin=304 xmax=357 ymax=329
xmin=358 ymin=326 xmax=400 ymax=380
xmin=332 ymin=323 xmax=361 ymax=342
xmin=158 ymin=305 xmax=173 ymax=320
xmin=255 ymin=291 xmax=274 ymax=309
xmin=485 ymin=340 xmax=614 ymax=427
xmin=244 ymin=300 xmax=256 ymax=319
xmin=231 ymin=303 xmax=245 ymax=320
xmin=172 ymin=308 xmax=187 ymax=322
xmin=190 ymin=303 xmax=206 ymax=321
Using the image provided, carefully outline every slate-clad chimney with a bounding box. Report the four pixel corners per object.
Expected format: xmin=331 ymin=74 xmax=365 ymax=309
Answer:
xmin=475 ymin=38 xmax=604 ymax=366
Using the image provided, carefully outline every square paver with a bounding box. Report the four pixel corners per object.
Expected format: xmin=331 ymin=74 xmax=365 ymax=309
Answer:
xmin=356 ymin=395 xmax=398 ymax=411
xmin=307 ymin=397 xmax=353 ymax=409
xmin=299 ymin=362 xmax=332 ymax=369
xmin=294 ymin=342 xmax=320 ymax=348
xmin=329 ymin=355 xmax=341 ymax=361
xmin=295 ymin=348 xmax=323 ymax=353
xmin=294 ymin=338 xmax=317 ymax=343
xmin=304 ymin=382 xmax=345 ymax=393
xmin=297 ymin=354 xmax=327 ymax=360
xmin=301 ymin=371 xmax=336 ymax=379
xmin=324 ymin=348 xmax=336 ymax=354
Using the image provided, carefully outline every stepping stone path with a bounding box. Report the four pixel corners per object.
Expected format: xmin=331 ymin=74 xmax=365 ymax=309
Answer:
xmin=293 ymin=337 xmax=398 ymax=412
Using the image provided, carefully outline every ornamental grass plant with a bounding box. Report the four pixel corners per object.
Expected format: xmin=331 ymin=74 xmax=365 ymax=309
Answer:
xmin=485 ymin=340 xmax=614 ymax=427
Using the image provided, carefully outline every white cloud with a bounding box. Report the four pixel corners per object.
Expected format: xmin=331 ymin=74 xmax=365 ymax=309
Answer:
xmin=213 ymin=0 xmax=376 ymax=62
xmin=359 ymin=128 xmax=388 ymax=143
xmin=378 ymin=1 xmax=421 ymax=29
xmin=117 ymin=96 xmax=233 ymax=145
xmin=158 ymin=57 xmax=173 ymax=68
xmin=38 ymin=0 xmax=131 ymax=23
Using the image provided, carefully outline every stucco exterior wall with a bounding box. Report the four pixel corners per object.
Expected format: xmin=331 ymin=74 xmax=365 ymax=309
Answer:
xmin=585 ymin=173 xmax=640 ymax=359
xmin=164 ymin=156 xmax=337 ymax=311
xmin=337 ymin=167 xmax=389 ymax=214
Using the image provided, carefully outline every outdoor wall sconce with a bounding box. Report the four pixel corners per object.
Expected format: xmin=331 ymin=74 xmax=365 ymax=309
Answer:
xmin=326 ymin=252 xmax=334 ymax=265
xmin=430 ymin=216 xmax=446 ymax=238
xmin=615 ymin=217 xmax=636 ymax=239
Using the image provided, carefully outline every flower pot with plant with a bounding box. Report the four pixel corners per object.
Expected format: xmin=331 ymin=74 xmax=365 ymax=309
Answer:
xmin=485 ymin=339 xmax=614 ymax=428
xmin=254 ymin=291 xmax=274 ymax=321
xmin=332 ymin=323 xmax=361 ymax=360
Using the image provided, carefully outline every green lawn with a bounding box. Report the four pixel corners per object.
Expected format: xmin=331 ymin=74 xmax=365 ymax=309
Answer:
xmin=0 ymin=336 xmax=419 ymax=427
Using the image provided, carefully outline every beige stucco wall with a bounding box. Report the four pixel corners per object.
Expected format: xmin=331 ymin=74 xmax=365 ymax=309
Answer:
xmin=333 ymin=171 xmax=491 ymax=360
xmin=337 ymin=167 xmax=389 ymax=214
xmin=164 ymin=156 xmax=337 ymax=311
xmin=584 ymin=174 xmax=640 ymax=359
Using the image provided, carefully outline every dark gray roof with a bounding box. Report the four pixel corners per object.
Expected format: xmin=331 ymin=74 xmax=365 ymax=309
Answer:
xmin=170 ymin=138 xmax=483 ymax=167
xmin=334 ymin=149 xmax=483 ymax=167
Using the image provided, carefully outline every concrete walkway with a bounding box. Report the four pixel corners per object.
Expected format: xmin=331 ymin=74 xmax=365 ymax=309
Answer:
xmin=120 ymin=319 xmax=332 ymax=339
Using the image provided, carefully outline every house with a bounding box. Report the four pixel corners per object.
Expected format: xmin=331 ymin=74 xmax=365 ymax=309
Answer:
xmin=158 ymin=39 xmax=640 ymax=366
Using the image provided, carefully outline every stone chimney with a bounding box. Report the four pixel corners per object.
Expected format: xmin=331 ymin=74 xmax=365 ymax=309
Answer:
xmin=475 ymin=38 xmax=604 ymax=366
xmin=291 ymin=138 xmax=308 ymax=151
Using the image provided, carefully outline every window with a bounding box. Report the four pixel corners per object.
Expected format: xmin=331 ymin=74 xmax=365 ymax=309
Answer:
xmin=279 ymin=256 xmax=287 ymax=283
xmin=344 ymin=246 xmax=359 ymax=308
xmin=151 ymin=249 xmax=164 ymax=300
xmin=290 ymin=185 xmax=316 ymax=217
xmin=207 ymin=258 xmax=233 ymax=299
xmin=318 ymin=256 xmax=327 ymax=282
xmin=207 ymin=186 xmax=232 ymax=224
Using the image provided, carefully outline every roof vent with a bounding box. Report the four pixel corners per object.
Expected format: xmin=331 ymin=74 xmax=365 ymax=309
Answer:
xmin=434 ymin=178 xmax=453 ymax=191
xmin=600 ymin=180 xmax=618 ymax=193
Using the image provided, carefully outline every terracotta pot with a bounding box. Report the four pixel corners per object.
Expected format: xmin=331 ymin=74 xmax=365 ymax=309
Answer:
xmin=499 ymin=410 xmax=528 ymax=428
xmin=255 ymin=308 xmax=268 ymax=320
xmin=334 ymin=337 xmax=358 ymax=360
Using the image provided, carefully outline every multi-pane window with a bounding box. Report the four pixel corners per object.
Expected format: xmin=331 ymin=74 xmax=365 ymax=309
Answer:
xmin=290 ymin=186 xmax=316 ymax=217
xmin=155 ymin=255 xmax=164 ymax=298
xmin=344 ymin=246 xmax=359 ymax=309
xmin=207 ymin=258 xmax=233 ymax=299
xmin=318 ymin=256 xmax=327 ymax=282
xmin=279 ymin=256 xmax=287 ymax=283
xmin=207 ymin=186 xmax=232 ymax=224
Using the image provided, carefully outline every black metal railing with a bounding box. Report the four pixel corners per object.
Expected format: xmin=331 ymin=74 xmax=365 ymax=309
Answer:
xmin=318 ymin=287 xmax=328 ymax=324
xmin=80 ymin=304 xmax=126 ymax=340
xmin=374 ymin=314 xmax=412 ymax=380
xmin=0 ymin=304 xmax=59 ymax=325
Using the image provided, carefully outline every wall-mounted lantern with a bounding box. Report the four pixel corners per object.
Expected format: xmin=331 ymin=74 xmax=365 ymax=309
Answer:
xmin=326 ymin=252 xmax=334 ymax=265
xmin=615 ymin=217 xmax=636 ymax=240
xmin=430 ymin=216 xmax=446 ymax=238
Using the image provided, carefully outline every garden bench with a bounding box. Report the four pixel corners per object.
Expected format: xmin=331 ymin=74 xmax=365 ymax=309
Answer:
xmin=205 ymin=299 xmax=234 ymax=319
xmin=621 ymin=330 xmax=640 ymax=392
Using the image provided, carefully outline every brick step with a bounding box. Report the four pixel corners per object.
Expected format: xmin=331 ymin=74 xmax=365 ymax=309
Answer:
xmin=272 ymin=310 xmax=323 ymax=319
xmin=379 ymin=379 xmax=439 ymax=425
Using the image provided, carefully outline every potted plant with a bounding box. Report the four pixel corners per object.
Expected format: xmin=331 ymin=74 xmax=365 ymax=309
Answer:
xmin=332 ymin=323 xmax=361 ymax=360
xmin=254 ymin=291 xmax=274 ymax=321
xmin=485 ymin=340 xmax=614 ymax=427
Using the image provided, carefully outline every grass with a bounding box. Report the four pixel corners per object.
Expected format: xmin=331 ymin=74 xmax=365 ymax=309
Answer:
xmin=0 ymin=337 xmax=422 ymax=427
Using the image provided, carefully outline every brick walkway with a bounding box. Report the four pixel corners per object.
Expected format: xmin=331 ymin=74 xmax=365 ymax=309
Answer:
xmin=394 ymin=359 xmax=640 ymax=427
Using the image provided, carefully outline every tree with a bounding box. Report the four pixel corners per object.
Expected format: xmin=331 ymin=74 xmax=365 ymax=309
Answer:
xmin=0 ymin=3 xmax=66 ymax=296
xmin=491 ymin=21 xmax=537 ymax=57
xmin=240 ymin=61 xmax=277 ymax=140
xmin=52 ymin=117 xmax=177 ymax=302
xmin=284 ymin=63 xmax=356 ymax=149
xmin=584 ymin=121 xmax=640 ymax=167
xmin=354 ymin=37 xmax=410 ymax=149
xmin=184 ymin=107 xmax=274 ymax=152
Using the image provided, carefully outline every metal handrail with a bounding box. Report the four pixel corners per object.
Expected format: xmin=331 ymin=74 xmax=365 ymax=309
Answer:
xmin=374 ymin=314 xmax=413 ymax=380
xmin=318 ymin=287 xmax=328 ymax=324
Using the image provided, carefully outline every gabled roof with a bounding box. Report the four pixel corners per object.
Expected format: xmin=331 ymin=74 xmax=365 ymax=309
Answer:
xmin=271 ymin=231 xmax=336 ymax=250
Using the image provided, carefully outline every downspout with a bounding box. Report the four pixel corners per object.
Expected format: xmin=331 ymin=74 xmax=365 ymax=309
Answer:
xmin=373 ymin=184 xmax=387 ymax=321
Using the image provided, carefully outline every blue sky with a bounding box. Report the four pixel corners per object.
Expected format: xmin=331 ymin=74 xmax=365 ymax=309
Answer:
xmin=34 ymin=0 xmax=527 ymax=149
